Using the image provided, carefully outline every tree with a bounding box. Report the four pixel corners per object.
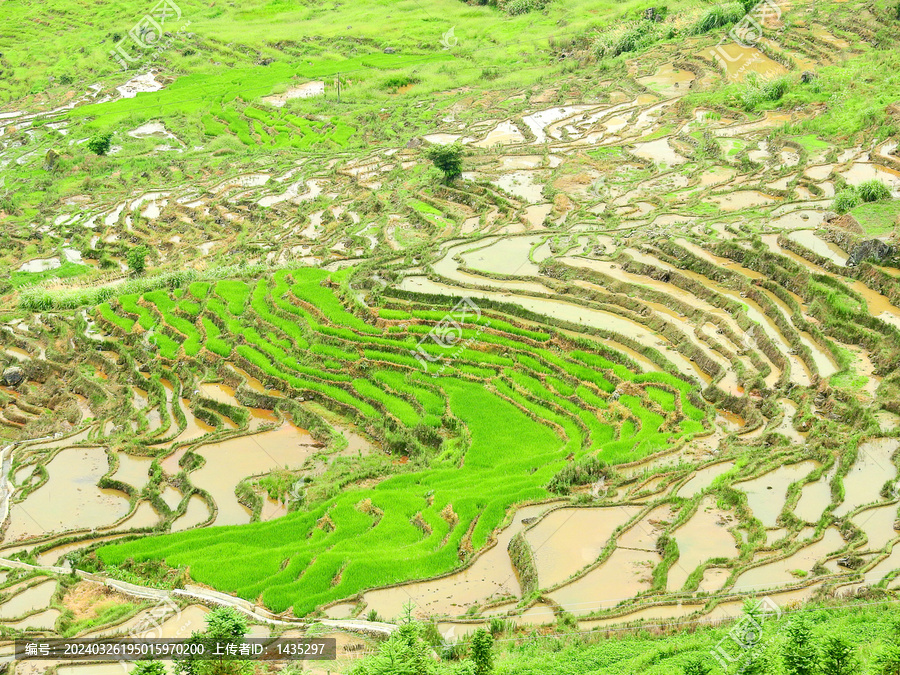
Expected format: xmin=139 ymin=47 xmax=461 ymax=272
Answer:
xmin=470 ymin=629 xmax=493 ymax=675
xmin=133 ymin=662 xmax=166 ymax=675
xmin=127 ymin=245 xmax=149 ymax=275
xmin=350 ymin=621 xmax=435 ymax=675
xmin=821 ymin=635 xmax=858 ymax=675
xmin=783 ymin=617 xmax=818 ymax=675
xmin=87 ymin=132 xmax=113 ymax=156
xmin=174 ymin=607 xmax=252 ymax=675
xmin=424 ymin=142 xmax=463 ymax=183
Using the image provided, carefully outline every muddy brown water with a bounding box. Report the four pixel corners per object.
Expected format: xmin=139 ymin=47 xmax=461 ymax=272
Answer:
xmin=472 ymin=121 xmax=525 ymax=148
xmin=3 ymin=606 xmax=60 ymax=630
xmin=191 ymin=423 xmax=318 ymax=526
xmin=579 ymin=602 xmax=694 ymax=629
xmin=0 ymin=579 xmax=56 ymax=618
xmin=112 ymin=501 xmax=161 ymax=531
xmin=546 ymin=546 xmax=661 ymax=616
xmin=458 ymin=235 xmax=544 ymax=276
xmin=5 ymin=446 xmax=130 ymax=542
xmin=697 ymin=567 xmax=731 ymax=593
xmin=525 ymin=506 xmax=642 ymax=588
xmin=636 ymin=63 xmax=695 ymax=97
xmin=731 ymin=527 xmax=844 ymax=592
xmin=763 ymin=234 xmax=900 ymax=325
xmin=787 ymin=230 xmax=848 ymax=266
xmin=734 ymin=460 xmax=819 ymax=528
xmin=113 ymin=452 xmax=153 ymax=490
xmin=492 ymin=171 xmax=545 ymax=203
xmin=668 ymin=498 xmax=739 ymax=591
xmin=793 ymin=472 xmax=833 ymax=523
xmin=171 ymin=494 xmax=211 ymax=532
xmin=834 ymin=439 xmax=899 ymax=517
xmin=853 ymin=503 xmax=900 ymax=552
xmin=676 ymin=462 xmax=736 ymax=498
xmin=362 ymin=502 xmax=560 ymax=621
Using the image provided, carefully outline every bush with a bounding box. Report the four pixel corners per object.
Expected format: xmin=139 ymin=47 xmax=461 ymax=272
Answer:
xmin=86 ymin=132 xmax=113 ymax=156
xmin=857 ymin=179 xmax=891 ymax=203
xmin=833 ymin=188 xmax=862 ymax=214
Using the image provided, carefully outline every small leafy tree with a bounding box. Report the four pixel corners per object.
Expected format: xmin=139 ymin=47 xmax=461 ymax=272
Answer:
xmin=174 ymin=607 xmax=251 ymax=675
xmin=133 ymin=662 xmax=167 ymax=675
xmin=350 ymin=621 xmax=434 ymax=675
xmin=470 ymin=628 xmax=493 ymax=675
xmin=87 ymin=132 xmax=113 ymax=156
xmin=425 ymin=142 xmax=464 ymax=183
xmin=783 ymin=617 xmax=818 ymax=675
xmin=821 ymin=635 xmax=858 ymax=675
xmin=127 ymin=245 xmax=149 ymax=275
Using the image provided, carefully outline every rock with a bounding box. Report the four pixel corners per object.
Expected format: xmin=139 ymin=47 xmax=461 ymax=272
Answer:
xmin=848 ymin=239 xmax=894 ymax=267
xmin=800 ymin=70 xmax=817 ymax=84
xmin=642 ymin=7 xmax=664 ymax=21
xmin=405 ymin=137 xmax=423 ymax=149
xmin=44 ymin=148 xmax=59 ymax=171
xmin=383 ymin=47 xmax=396 ymax=54
xmin=1 ymin=366 xmax=24 ymax=386
xmin=257 ymin=58 xmax=274 ymax=66
xmin=823 ymin=211 xmax=839 ymax=223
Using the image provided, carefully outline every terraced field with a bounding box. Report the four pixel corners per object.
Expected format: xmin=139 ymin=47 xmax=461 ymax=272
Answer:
xmin=1 ymin=0 xmax=900 ymax=664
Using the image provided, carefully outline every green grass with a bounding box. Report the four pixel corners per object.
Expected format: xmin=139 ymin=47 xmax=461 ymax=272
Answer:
xmin=10 ymin=261 xmax=91 ymax=288
xmin=94 ymin=266 xmax=709 ymax=616
xmin=851 ymin=199 xmax=900 ymax=236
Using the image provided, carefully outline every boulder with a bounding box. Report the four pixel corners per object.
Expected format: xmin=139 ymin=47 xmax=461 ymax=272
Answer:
xmin=44 ymin=148 xmax=59 ymax=171
xmin=848 ymin=239 xmax=894 ymax=267
xmin=383 ymin=47 xmax=396 ymax=54
xmin=800 ymin=70 xmax=817 ymax=84
xmin=1 ymin=366 xmax=24 ymax=386
xmin=823 ymin=211 xmax=839 ymax=223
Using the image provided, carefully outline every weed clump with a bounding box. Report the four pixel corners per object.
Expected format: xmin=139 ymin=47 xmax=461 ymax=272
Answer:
xmin=858 ymin=179 xmax=892 ymax=203
xmin=547 ymin=455 xmax=609 ymax=494
xmin=739 ymin=74 xmax=791 ymax=110
xmin=834 ymin=188 xmax=862 ymax=214
xmin=834 ymin=180 xmax=891 ymax=213
xmin=690 ymin=2 xmax=745 ymax=35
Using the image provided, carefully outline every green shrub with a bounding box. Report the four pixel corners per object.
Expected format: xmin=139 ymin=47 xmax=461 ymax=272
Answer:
xmin=424 ymin=143 xmax=464 ymax=183
xmin=834 ymin=188 xmax=862 ymax=214
xmin=87 ymin=132 xmax=113 ymax=155
xmin=857 ymin=179 xmax=891 ymax=203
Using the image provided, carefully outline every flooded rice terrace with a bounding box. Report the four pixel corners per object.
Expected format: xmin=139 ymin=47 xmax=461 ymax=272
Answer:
xmin=1 ymin=0 xmax=900 ymax=646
